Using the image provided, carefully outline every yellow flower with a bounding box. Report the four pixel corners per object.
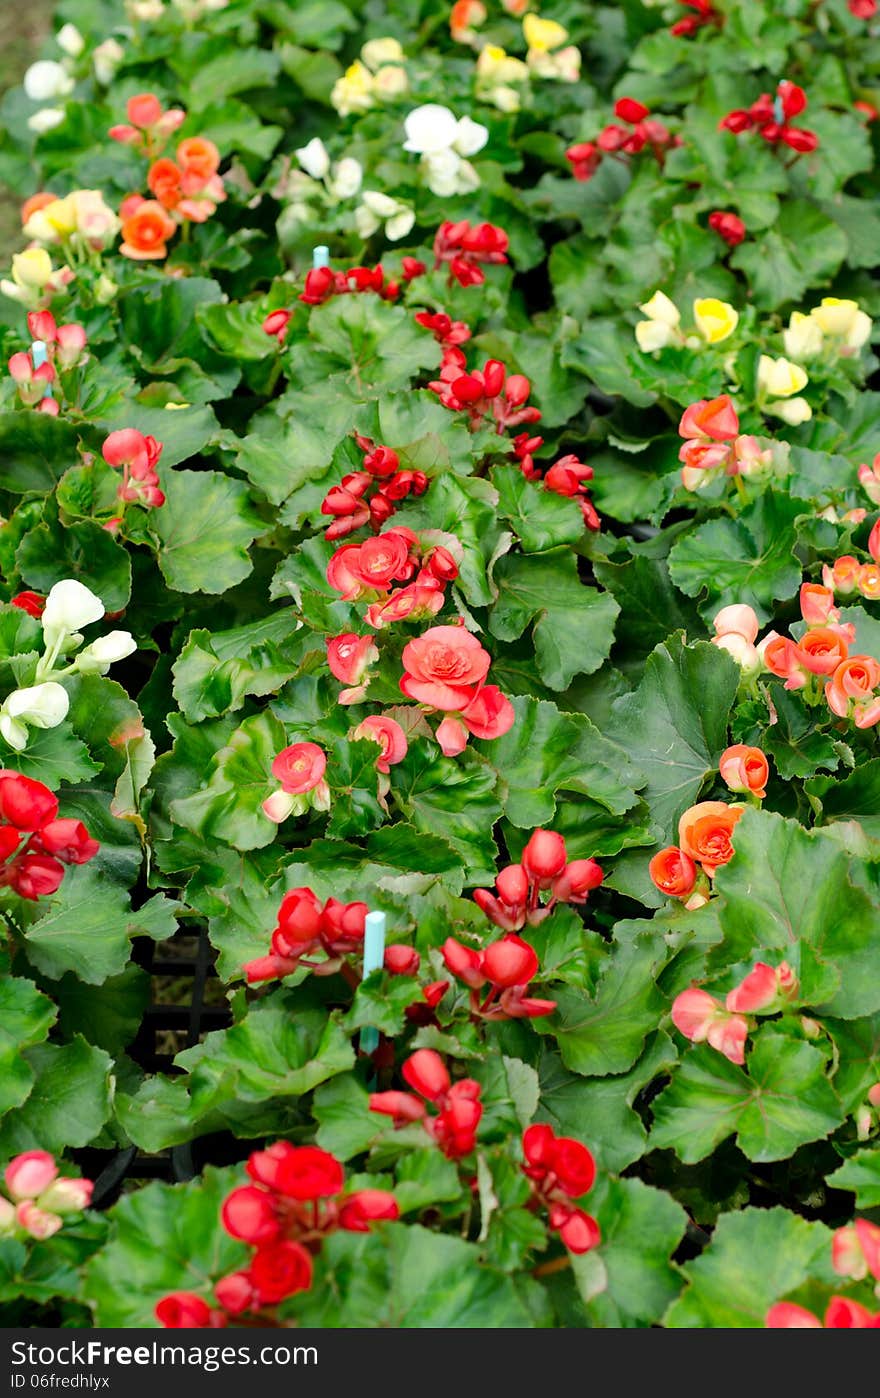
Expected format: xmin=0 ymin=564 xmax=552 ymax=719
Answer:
xmin=476 ymin=44 xmax=529 ymax=85
xmin=12 ymin=248 xmax=53 ymax=288
xmin=783 ymin=311 xmax=824 ymax=362
xmin=693 ymin=297 xmax=738 ymax=345
xmin=636 ymin=319 xmax=676 ymax=352
xmin=523 ymin=14 xmax=568 ymax=52
xmin=330 ymin=60 xmax=375 ymax=117
xmin=360 ymin=37 xmax=404 ymax=71
xmin=639 ymin=290 xmax=681 ymax=327
xmin=810 ymin=297 xmax=871 ymax=350
xmin=766 ymin=397 xmax=812 ymax=426
xmin=757 ymin=355 xmax=808 ymax=398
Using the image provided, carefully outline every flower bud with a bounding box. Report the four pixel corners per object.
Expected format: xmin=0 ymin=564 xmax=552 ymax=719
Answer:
xmin=521 ymin=829 xmax=567 ymax=886
xmin=402 ymin=1048 xmax=450 ymax=1103
xmin=5 ymin=1150 xmax=57 ymax=1200
xmin=39 ymin=1177 xmax=92 ymax=1213
xmin=16 ymin=1201 xmax=62 ymax=1240
xmin=42 ymin=579 xmax=104 ymax=639
xmin=73 ymin=630 xmax=137 ymax=674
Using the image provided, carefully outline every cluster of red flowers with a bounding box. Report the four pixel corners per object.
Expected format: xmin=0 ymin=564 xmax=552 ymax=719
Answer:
xmin=521 ymin=1125 xmax=600 ymax=1256
xmin=442 ymin=933 xmax=555 ymax=1020
xmin=320 ymin=433 xmax=428 ymax=541
xmin=101 ymin=428 xmax=165 ymax=511
xmin=764 ymin=577 xmax=880 ymax=729
xmin=432 ymin=220 xmax=509 ymax=288
xmin=767 ymin=1215 xmax=880 ymax=1328
xmin=414 ymin=310 xmax=471 ymax=348
xmin=370 ymin=1049 xmax=483 ymax=1160
xmin=327 ymin=527 xmax=458 ymax=630
xmin=513 ymin=434 xmax=599 ymax=529
xmin=155 ymin=1143 xmax=398 ymax=1327
xmin=111 ymin=95 xmax=225 ymax=260
xmin=473 ymin=829 xmax=603 ymax=932
xmin=669 ymin=0 xmax=722 ymax=37
xmin=565 ymin=98 xmax=680 ymax=183
xmin=0 ymin=772 xmax=98 ymax=901
xmin=8 ymin=311 xmax=87 ymax=417
xmin=299 ymin=257 xmax=425 ymax=308
xmin=720 ymin=81 xmax=819 ymax=154
xmin=429 ymin=352 xmax=541 ymax=434
xmin=243 ymin=886 xmax=367 ymax=985
xmin=671 ymin=960 xmax=799 ymax=1067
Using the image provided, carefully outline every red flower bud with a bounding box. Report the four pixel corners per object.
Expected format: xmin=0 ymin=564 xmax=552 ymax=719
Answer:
xmin=481 ymin=934 xmax=539 ymax=988
xmin=615 ymin=97 xmax=650 ymax=124
xmin=220 ymin=1186 xmax=280 ymax=1244
xmin=338 ymin=1189 xmax=399 ymax=1232
xmin=495 ymin=863 xmax=529 ymax=906
xmin=558 ymin=1208 xmax=601 ymax=1254
xmin=402 ymin=1048 xmax=451 ymax=1103
xmin=521 ymin=829 xmax=567 ymax=885
xmin=155 ymin=1293 xmax=217 ymax=1329
xmin=551 ymin=859 xmax=603 ymax=903
xmin=214 ymin=1272 xmax=257 ymax=1316
xmin=384 ymin=944 xmax=420 ymax=975
xmin=272 ymin=1146 xmax=345 ymax=1201
xmin=442 ymin=937 xmax=486 ymax=989
xmin=368 ymin=1090 xmax=427 ymax=1122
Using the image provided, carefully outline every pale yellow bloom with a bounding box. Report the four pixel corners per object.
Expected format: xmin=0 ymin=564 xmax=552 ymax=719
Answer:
xmin=636 ymin=319 xmax=676 ymax=352
xmin=476 ymin=45 xmax=530 ymax=85
xmin=810 ymin=297 xmax=861 ymax=337
xmin=766 ymin=397 xmax=812 ymax=426
xmin=693 ymin=297 xmax=738 ymax=345
xmin=757 ymin=355 xmax=808 ymax=398
xmin=372 ymin=65 xmax=408 ymax=97
xmin=639 ymin=290 xmax=681 ymax=327
xmin=361 ymin=37 xmax=404 ymax=70
xmin=331 ymin=60 xmax=374 ymax=117
xmin=783 ymin=311 xmax=824 ymax=362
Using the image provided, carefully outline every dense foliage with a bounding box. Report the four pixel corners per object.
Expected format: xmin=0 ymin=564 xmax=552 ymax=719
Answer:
xmin=0 ymin=0 xmax=879 ymax=1330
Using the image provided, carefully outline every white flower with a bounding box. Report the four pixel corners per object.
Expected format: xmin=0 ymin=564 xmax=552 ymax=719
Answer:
xmin=636 ymin=320 xmax=675 ymax=352
xmin=42 ymin=580 xmax=104 ymax=639
xmin=296 ymin=137 xmax=330 ymax=180
xmin=386 ymin=207 xmax=416 ymax=241
xmin=27 ymin=108 xmax=66 ymax=134
xmin=74 ymin=631 xmax=137 ymax=674
xmin=23 ymin=61 xmax=74 ymax=103
xmin=639 ymin=291 xmax=681 ymax=327
xmin=423 ymin=149 xmax=462 ymax=197
xmin=372 ymin=65 xmax=408 ymax=98
xmin=489 ymin=86 xmax=522 ymax=114
xmin=328 ymin=157 xmax=363 ymax=200
xmin=453 ymin=115 xmax=489 ymax=157
xmin=766 ymin=397 xmax=812 ymax=426
xmin=127 ymin=0 xmax=165 ymax=18
xmin=0 ymin=683 xmax=69 ymax=750
xmin=757 ymin=355 xmax=808 ymax=399
xmin=356 ymin=191 xmax=415 ymax=241
xmin=403 ymin=104 xmax=461 ymax=154
xmin=56 ymin=24 xmax=85 ymax=57
xmin=93 ymin=39 xmax=124 ymax=86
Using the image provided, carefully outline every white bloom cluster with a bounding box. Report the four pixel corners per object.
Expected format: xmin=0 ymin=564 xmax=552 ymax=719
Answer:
xmin=402 ymin=105 xmax=488 ymax=196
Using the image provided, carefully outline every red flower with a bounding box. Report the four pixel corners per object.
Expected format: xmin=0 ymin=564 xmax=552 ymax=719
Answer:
xmin=402 ymin=1048 xmax=451 ymax=1103
xmin=248 ymin=1241 xmax=313 ymax=1304
xmin=154 ymin=1293 xmax=222 ymax=1329
xmin=272 ymin=1146 xmax=345 ymax=1201
xmin=337 ymin=1190 xmax=399 ymax=1232
xmin=708 ymin=211 xmax=746 ymax=246
xmin=522 ymin=829 xmax=567 ymax=885
xmin=10 ymin=591 xmax=45 ymax=618
xmin=0 ymin=772 xmax=58 ymax=829
xmin=221 ymin=1186 xmax=280 ymax=1244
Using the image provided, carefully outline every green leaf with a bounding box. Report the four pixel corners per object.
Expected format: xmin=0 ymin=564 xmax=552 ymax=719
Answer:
xmin=292 ymin=1223 xmax=552 ymax=1327
xmin=667 ymin=492 xmax=803 ymax=623
xmin=172 ymin=612 xmax=306 ymax=722
xmin=665 ymin=1207 xmax=833 ymax=1328
xmin=807 ymin=758 xmax=880 ymax=840
xmin=576 ymin=1177 xmax=687 ymax=1327
xmin=9 ymin=726 xmax=101 ymax=788
xmin=394 ymin=746 xmax=501 ymax=884
xmin=83 ymin=1168 xmax=248 ymax=1326
xmin=17 ymin=517 xmax=132 ymax=612
xmin=0 ymin=412 xmax=80 ymax=494
xmin=827 ymin=1150 xmax=880 ymax=1208
xmin=604 ymin=636 xmax=740 ymax=842
xmin=481 ymin=694 xmax=643 ymax=829
xmin=542 ymin=934 xmax=666 ymax=1077
xmin=153 ymin=469 xmax=263 ymax=595
xmin=170 ymin=710 xmax=288 ymax=852
xmin=712 ymin=807 xmax=880 ymax=1018
xmin=23 ymin=870 xmax=177 ymax=985
xmin=491 ymin=465 xmax=584 ymax=553
xmin=594 ymin=553 xmax=703 ymax=665
xmin=489 ymin=548 xmax=619 ymax=690
xmin=729 ymin=201 xmax=848 ymax=310
xmin=650 ymin=1031 xmax=844 ymax=1164
xmin=0 ymin=1037 xmax=112 ymax=1154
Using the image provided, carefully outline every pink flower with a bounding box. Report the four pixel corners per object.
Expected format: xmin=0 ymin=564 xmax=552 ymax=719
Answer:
xmin=713 ymin=603 xmax=759 ymax=643
xmin=670 ymin=987 xmax=749 ymax=1065
xmin=271 ymin=743 xmax=326 ymax=795
xmin=353 ymin=715 xmax=408 ymax=773
xmin=400 ymin=625 xmax=490 ymax=709
xmin=5 ymin=1151 xmax=57 ymax=1201
xmin=725 ymin=961 xmax=797 ymax=1013
xmin=326 ymin=633 xmax=378 ymax=703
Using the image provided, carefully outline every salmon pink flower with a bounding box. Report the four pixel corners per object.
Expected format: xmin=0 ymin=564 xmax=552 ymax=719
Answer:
xmin=726 ymin=961 xmax=798 ymax=1013
xmin=353 ymin=714 xmax=408 ymax=773
xmin=119 ymin=200 xmax=176 ymax=260
xmin=671 ymin=987 xmax=749 ymax=1064
xmin=826 ymin=655 xmax=880 ymax=727
xmin=823 ymin=555 xmax=862 ymax=594
xmin=718 ymin=744 xmax=769 ymax=799
xmin=272 ymin=743 xmax=326 ymax=795
xmin=800 ymin=583 xmax=840 ymax=626
xmin=400 ymin=625 xmax=490 ymax=709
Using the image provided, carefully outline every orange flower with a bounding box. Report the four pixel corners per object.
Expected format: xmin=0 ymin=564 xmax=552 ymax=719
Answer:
xmin=648 ymin=845 xmax=697 ymax=898
xmin=678 ymin=801 xmax=744 ymax=877
xmin=797 ymin=626 xmax=849 ymax=676
xmin=858 ymin=563 xmax=880 ymax=600
xmin=177 ymin=137 xmax=221 ymax=183
xmin=20 ymin=192 xmax=56 ymax=226
xmin=718 ymin=744 xmax=769 ymax=799
xmin=119 ymin=201 xmax=176 ymax=261
xmin=822 ymin=555 xmax=862 ymax=594
xmin=147 ymin=157 xmax=182 ymax=210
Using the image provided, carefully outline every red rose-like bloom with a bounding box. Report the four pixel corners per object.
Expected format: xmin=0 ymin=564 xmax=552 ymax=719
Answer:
xmin=33 ymin=819 xmax=100 ymax=865
xmin=400 ymin=626 xmax=491 ymax=710
xmin=0 ymin=772 xmax=58 ymax=829
xmin=273 ymin=1146 xmax=345 ymax=1200
xmin=7 ymin=854 xmax=65 ymax=900
xmin=154 ymin=1293 xmax=215 ymax=1328
xmin=221 ymin=1186 xmax=280 ymax=1244
xmin=271 ymin=742 xmax=326 ymax=794
xmin=649 ymin=846 xmax=697 ymax=898
xmin=708 ymin=211 xmax=746 ymax=246
xmin=273 ymin=887 xmax=324 ymax=951
xmin=248 ymin=1241 xmax=313 ymax=1304
xmin=338 ymin=1189 xmax=400 ymax=1232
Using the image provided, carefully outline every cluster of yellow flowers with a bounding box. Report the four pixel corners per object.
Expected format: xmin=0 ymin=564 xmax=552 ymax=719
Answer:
xmin=635 ymin=290 xmax=873 ymax=427
xmin=330 ymin=38 xmax=409 ymax=117
xmin=462 ymin=10 xmax=581 ymax=112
